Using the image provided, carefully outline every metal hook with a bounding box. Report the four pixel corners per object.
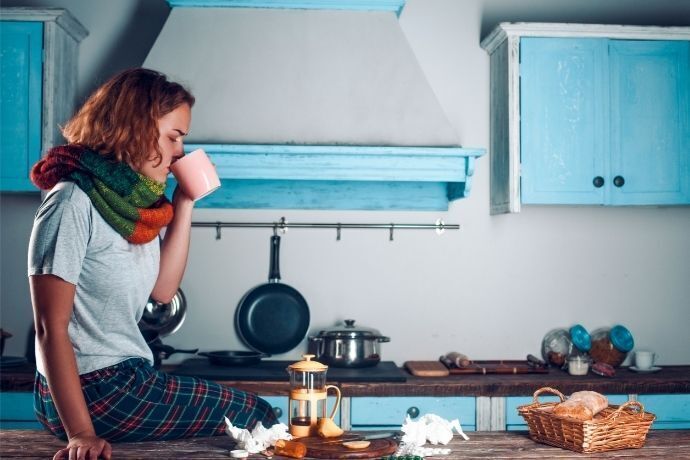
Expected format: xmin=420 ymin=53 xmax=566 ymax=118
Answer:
xmin=272 ymin=224 xmax=278 ymax=236
xmin=279 ymin=217 xmax=288 ymax=234
xmin=336 ymin=223 xmax=342 ymax=241
xmin=215 ymin=222 xmax=222 ymax=240
xmin=389 ymin=224 xmax=394 ymax=242
xmin=435 ymin=218 xmax=446 ymax=235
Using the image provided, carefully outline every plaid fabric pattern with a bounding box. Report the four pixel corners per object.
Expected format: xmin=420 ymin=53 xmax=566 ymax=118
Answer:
xmin=34 ymin=358 xmax=278 ymax=442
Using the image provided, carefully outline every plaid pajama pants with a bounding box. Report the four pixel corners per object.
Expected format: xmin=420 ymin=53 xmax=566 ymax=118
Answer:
xmin=34 ymin=358 xmax=278 ymax=442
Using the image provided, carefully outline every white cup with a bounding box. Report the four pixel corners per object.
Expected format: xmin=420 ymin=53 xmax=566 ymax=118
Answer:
xmin=169 ymin=148 xmax=221 ymax=201
xmin=634 ymin=350 xmax=656 ymax=370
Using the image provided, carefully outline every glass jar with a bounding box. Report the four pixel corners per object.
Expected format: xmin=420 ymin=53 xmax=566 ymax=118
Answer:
xmin=541 ymin=324 xmax=591 ymax=369
xmin=567 ymin=349 xmax=591 ymax=375
xmin=589 ymin=325 xmax=634 ymax=367
xmin=541 ymin=329 xmax=570 ymax=368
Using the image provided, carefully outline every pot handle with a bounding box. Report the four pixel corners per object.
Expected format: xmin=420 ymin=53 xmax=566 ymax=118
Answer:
xmin=377 ymin=336 xmax=391 ymax=343
xmin=325 ymin=385 xmax=341 ymax=421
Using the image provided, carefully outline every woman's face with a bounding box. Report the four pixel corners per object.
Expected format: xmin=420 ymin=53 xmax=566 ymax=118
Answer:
xmin=139 ymin=103 xmax=191 ymax=183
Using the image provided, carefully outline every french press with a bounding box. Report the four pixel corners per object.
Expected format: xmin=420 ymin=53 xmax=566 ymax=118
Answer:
xmin=287 ymin=354 xmax=341 ymax=437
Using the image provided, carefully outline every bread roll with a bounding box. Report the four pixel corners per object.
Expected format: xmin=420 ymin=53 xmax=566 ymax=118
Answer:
xmin=552 ymin=391 xmax=608 ymax=421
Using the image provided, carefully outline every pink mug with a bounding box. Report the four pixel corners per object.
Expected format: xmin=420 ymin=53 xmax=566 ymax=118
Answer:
xmin=170 ymin=148 xmax=221 ymax=201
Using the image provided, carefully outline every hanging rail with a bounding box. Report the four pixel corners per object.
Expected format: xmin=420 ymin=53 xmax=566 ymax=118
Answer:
xmin=191 ymin=217 xmax=459 ymax=241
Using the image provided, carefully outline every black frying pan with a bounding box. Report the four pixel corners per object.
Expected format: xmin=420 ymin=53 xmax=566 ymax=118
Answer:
xmin=198 ymin=350 xmax=270 ymax=366
xmin=235 ymin=235 xmax=310 ymax=354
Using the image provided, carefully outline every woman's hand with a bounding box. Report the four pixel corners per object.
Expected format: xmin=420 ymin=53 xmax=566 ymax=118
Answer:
xmin=171 ymin=184 xmax=195 ymax=207
xmin=53 ymin=433 xmax=112 ymax=460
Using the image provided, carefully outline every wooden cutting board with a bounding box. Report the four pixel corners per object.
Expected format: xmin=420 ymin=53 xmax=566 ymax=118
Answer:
xmin=299 ymin=436 xmax=398 ymax=459
xmin=444 ymin=359 xmax=548 ymax=374
xmin=404 ymin=360 xmax=450 ymax=377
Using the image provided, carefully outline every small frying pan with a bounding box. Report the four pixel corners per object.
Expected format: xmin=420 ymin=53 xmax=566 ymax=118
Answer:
xmin=198 ymin=350 xmax=270 ymax=366
xmin=235 ymin=235 xmax=310 ymax=354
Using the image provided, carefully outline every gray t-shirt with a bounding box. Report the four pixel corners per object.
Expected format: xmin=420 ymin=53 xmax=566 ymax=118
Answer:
xmin=28 ymin=181 xmax=157 ymax=375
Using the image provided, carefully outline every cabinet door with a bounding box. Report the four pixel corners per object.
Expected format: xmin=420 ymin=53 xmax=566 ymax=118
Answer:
xmin=0 ymin=21 xmax=43 ymax=192
xmin=637 ymin=394 xmax=690 ymax=429
xmin=350 ymin=397 xmax=475 ymax=431
xmin=520 ymin=38 xmax=608 ymax=204
xmin=0 ymin=392 xmax=42 ymax=429
xmin=609 ymin=40 xmax=690 ymax=205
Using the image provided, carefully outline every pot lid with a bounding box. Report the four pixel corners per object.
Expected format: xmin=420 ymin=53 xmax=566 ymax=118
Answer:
xmin=288 ymin=354 xmax=327 ymax=372
xmin=138 ymin=289 xmax=187 ymax=337
xmin=315 ymin=319 xmax=383 ymax=339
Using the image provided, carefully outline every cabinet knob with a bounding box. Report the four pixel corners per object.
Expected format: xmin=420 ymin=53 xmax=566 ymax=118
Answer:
xmin=406 ymin=406 xmax=420 ymax=418
xmin=273 ymin=407 xmax=283 ymax=418
xmin=592 ymin=176 xmax=605 ymax=188
xmin=613 ymin=176 xmax=625 ymax=187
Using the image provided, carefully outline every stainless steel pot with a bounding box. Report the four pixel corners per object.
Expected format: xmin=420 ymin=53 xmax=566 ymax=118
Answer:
xmin=308 ymin=319 xmax=390 ymax=368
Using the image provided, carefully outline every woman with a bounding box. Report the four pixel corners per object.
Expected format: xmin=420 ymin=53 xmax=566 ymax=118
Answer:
xmin=28 ymin=68 xmax=277 ymax=460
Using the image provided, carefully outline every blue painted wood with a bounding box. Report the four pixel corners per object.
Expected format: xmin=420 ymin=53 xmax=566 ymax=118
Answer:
xmin=350 ymin=396 xmax=475 ymax=430
xmin=169 ymin=144 xmax=484 ymax=210
xmin=638 ymin=394 xmax=690 ymax=430
xmin=166 ymin=0 xmax=406 ymax=16
xmin=0 ymin=21 xmax=43 ymax=192
xmin=609 ymin=40 xmax=690 ymax=205
xmin=520 ymin=37 xmax=690 ymax=207
xmin=0 ymin=392 xmax=41 ymax=430
xmin=520 ymin=38 xmax=608 ymax=205
xmin=506 ymin=394 xmax=628 ymax=431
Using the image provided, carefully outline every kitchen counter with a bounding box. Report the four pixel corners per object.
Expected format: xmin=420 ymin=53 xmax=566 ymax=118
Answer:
xmin=1 ymin=429 xmax=689 ymax=459
xmin=2 ymin=362 xmax=690 ymax=396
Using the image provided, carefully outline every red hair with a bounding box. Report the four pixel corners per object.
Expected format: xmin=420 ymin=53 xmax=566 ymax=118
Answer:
xmin=62 ymin=68 xmax=195 ymax=168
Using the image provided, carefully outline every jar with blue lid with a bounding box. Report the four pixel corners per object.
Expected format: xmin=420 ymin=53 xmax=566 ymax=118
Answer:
xmin=541 ymin=324 xmax=591 ymax=369
xmin=589 ymin=325 xmax=634 ymax=367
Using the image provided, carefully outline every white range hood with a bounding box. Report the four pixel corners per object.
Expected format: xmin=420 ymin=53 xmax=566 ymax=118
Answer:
xmin=144 ymin=0 xmax=484 ymax=210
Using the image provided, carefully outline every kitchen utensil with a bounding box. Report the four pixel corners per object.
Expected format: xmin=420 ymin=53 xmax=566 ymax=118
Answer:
xmin=235 ymin=235 xmax=310 ymax=354
xmin=404 ymin=361 xmax=450 ymax=377
xmin=139 ymin=289 xmax=187 ymax=337
xmin=309 ymin=319 xmax=389 ymax=368
xmin=198 ymin=350 xmax=270 ymax=366
xmin=141 ymin=329 xmax=198 ymax=368
xmin=287 ymin=354 xmax=341 ymax=438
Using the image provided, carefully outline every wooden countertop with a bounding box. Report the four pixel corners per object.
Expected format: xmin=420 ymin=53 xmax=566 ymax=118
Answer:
xmin=3 ymin=362 xmax=689 ymax=396
xmin=1 ymin=429 xmax=688 ymax=459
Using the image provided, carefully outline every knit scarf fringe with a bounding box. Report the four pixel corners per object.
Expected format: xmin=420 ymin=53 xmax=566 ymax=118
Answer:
xmin=31 ymin=145 xmax=173 ymax=244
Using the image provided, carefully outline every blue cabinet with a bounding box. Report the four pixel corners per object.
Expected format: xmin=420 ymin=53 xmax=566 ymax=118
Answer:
xmin=0 ymin=8 xmax=87 ymax=193
xmin=521 ymin=38 xmax=689 ymax=206
xmin=350 ymin=396 xmax=475 ymax=431
xmin=482 ymin=23 xmax=690 ymax=214
xmin=0 ymin=21 xmax=43 ymax=192
xmin=0 ymin=392 xmax=42 ymax=429
xmin=638 ymin=394 xmax=690 ymax=430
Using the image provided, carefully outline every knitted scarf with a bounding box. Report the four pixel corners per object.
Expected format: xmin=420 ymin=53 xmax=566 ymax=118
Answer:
xmin=31 ymin=145 xmax=173 ymax=244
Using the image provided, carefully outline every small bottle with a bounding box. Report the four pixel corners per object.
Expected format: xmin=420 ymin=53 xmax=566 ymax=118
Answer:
xmin=274 ymin=439 xmax=307 ymax=459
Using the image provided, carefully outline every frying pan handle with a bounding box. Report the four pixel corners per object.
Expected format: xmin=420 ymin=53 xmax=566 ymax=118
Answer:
xmin=269 ymin=235 xmax=282 ymax=282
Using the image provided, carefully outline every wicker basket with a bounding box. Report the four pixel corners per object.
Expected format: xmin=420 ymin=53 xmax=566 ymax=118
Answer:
xmin=517 ymin=387 xmax=656 ymax=453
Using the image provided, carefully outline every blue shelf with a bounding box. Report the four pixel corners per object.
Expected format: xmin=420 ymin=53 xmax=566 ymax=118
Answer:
xmin=171 ymin=144 xmax=485 ymax=210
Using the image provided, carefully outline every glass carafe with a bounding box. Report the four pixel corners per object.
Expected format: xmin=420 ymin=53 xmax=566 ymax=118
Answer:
xmin=287 ymin=354 xmax=341 ymax=437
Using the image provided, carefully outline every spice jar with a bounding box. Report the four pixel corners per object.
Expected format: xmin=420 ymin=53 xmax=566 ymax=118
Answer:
xmin=589 ymin=325 xmax=634 ymax=367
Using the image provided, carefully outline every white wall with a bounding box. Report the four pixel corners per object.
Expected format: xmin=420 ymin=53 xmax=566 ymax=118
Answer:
xmin=2 ymin=0 xmax=689 ymax=366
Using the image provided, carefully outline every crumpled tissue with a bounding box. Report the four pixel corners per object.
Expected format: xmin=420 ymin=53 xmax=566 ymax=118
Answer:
xmin=224 ymin=417 xmax=292 ymax=454
xmin=395 ymin=413 xmax=469 ymax=457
